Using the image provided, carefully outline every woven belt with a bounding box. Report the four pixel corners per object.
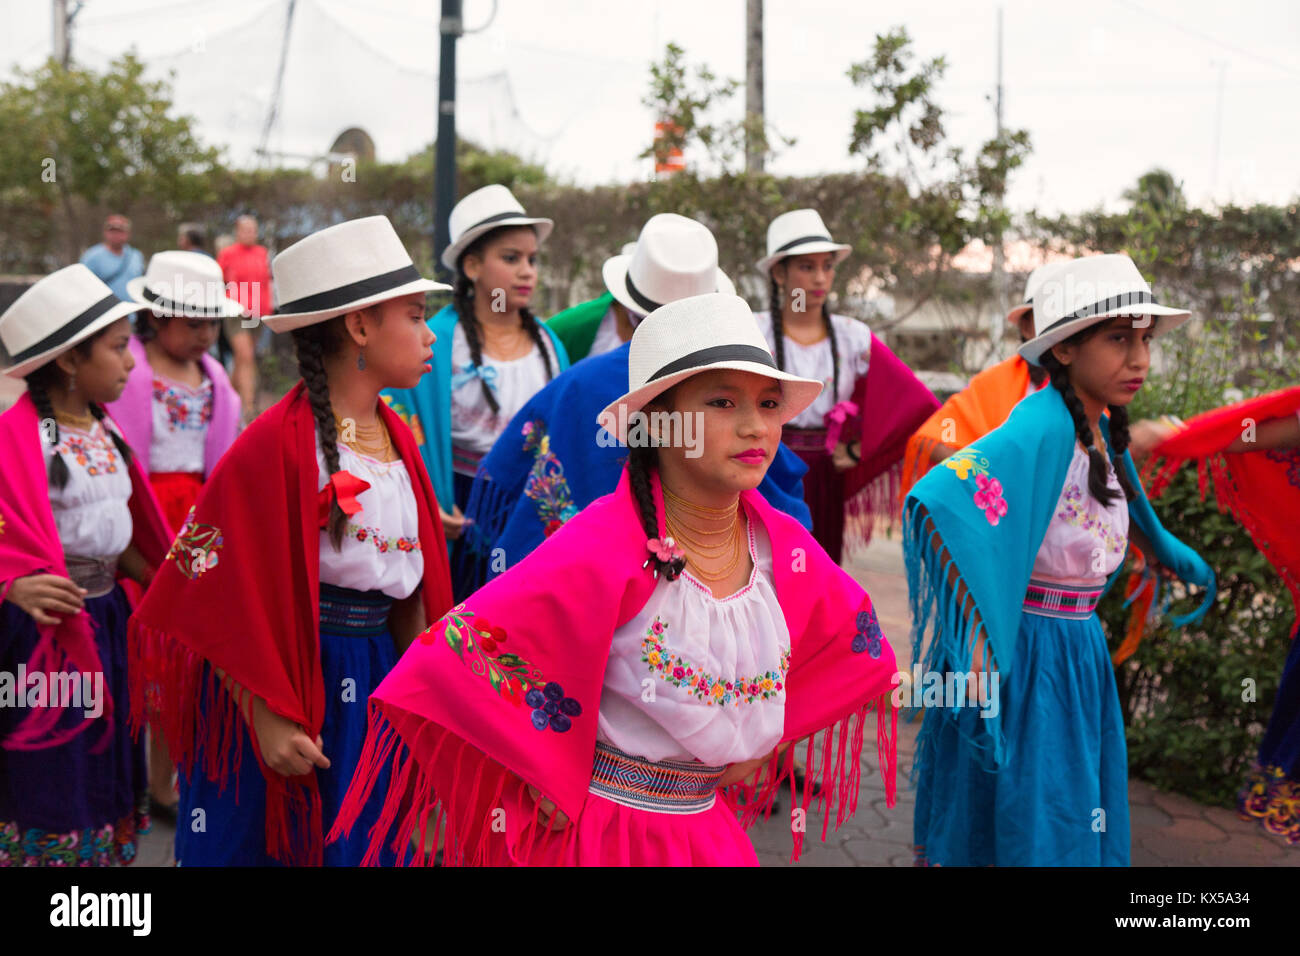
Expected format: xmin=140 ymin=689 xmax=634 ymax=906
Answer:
xmin=783 ymin=426 xmax=829 ymax=453
xmin=588 ymin=741 xmax=726 ymax=815
xmin=451 ymin=445 xmax=485 ymax=477
xmin=319 ymin=583 xmax=393 ymax=636
xmin=64 ymin=555 xmax=117 ymax=599
xmin=1023 ymin=579 xmax=1103 ymax=619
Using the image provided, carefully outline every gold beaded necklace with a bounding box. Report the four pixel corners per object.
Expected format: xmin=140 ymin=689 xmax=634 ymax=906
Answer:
xmin=662 ymin=485 xmax=745 ymax=583
xmin=334 ymin=415 xmax=396 ymax=462
xmin=54 ymin=408 xmax=96 ymax=431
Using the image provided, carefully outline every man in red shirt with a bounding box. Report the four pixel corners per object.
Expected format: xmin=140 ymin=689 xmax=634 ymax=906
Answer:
xmin=217 ymin=215 xmax=272 ymax=416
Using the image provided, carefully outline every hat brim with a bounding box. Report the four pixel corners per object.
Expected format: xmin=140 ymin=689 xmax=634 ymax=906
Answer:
xmin=756 ymin=241 xmax=851 ymax=275
xmin=596 ymin=361 xmax=824 ymax=444
xmin=601 ymin=255 xmax=736 ymax=317
xmin=1018 ymin=306 xmax=1191 ymax=366
xmin=260 ymin=277 xmax=452 ymax=333
xmin=440 ymin=217 xmax=554 ymax=271
xmin=125 ymin=276 xmax=246 ymax=319
xmin=3 ymin=299 xmax=141 ymax=379
xmin=1006 ymin=303 xmax=1032 ymax=325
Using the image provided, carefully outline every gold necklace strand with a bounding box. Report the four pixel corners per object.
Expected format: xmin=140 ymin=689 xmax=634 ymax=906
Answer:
xmin=334 ymin=416 xmax=396 ymax=462
xmin=666 ymin=515 xmax=739 ymax=558
xmin=663 ymin=499 xmax=740 ymax=549
xmin=665 ymin=511 xmax=745 ymax=581
xmin=662 ymin=484 xmax=739 ymax=520
xmin=55 ymin=408 xmax=97 ymax=430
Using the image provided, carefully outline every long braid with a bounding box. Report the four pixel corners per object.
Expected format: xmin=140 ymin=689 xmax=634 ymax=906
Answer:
xmin=1041 ymin=352 xmax=1121 ymax=507
xmin=1106 ymin=402 xmax=1137 ymax=500
xmin=821 ymin=301 xmax=841 ymax=400
xmin=293 ymin=321 xmax=348 ymax=550
xmin=26 ymin=373 xmax=70 ymax=491
xmin=627 ymin=443 xmax=683 ymax=582
xmin=88 ymin=402 xmax=133 ymax=469
xmin=452 ymin=271 xmax=500 ymax=416
xmin=520 ymin=306 xmax=554 ymax=381
xmin=768 ymin=276 xmax=786 ymax=371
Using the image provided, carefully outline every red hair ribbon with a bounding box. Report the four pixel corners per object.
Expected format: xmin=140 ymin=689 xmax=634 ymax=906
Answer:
xmin=318 ymin=470 xmax=372 ymax=528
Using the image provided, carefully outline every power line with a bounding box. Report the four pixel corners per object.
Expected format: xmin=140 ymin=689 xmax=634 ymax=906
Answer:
xmin=1112 ymin=0 xmax=1300 ymax=81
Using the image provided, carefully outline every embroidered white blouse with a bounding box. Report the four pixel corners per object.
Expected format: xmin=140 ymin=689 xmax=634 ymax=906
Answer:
xmin=150 ymin=374 xmax=213 ymax=473
xmin=315 ymin=437 xmax=424 ymax=600
xmin=46 ymin=420 xmax=133 ymax=558
xmin=1032 ymin=443 xmax=1130 ymax=585
xmin=596 ymin=502 xmax=791 ymax=767
xmin=449 ymin=323 xmax=560 ymax=464
xmin=753 ymin=311 xmax=872 ymax=429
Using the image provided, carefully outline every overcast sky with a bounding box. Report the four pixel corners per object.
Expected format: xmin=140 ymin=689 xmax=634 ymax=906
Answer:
xmin=4 ymin=0 xmax=1299 ymax=215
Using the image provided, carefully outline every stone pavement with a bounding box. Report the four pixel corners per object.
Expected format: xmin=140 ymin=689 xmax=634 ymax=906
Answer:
xmin=136 ymin=534 xmax=1298 ymax=867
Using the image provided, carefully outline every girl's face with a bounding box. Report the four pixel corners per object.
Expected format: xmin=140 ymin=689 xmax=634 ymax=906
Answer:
xmin=1052 ymin=317 xmax=1153 ymax=410
xmin=153 ymin=314 xmax=219 ymax=363
xmin=650 ymin=369 xmax=785 ymax=499
xmin=351 ymin=292 xmax=435 ymax=390
xmin=55 ymin=318 xmax=135 ymax=404
xmin=774 ymin=253 xmax=836 ymax=312
xmin=464 ymin=227 xmax=539 ymax=314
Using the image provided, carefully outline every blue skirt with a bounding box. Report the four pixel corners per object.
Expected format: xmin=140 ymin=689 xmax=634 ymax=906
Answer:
xmin=912 ymin=600 xmax=1131 ymax=866
xmin=0 ymin=584 xmax=148 ymax=866
xmin=176 ymin=584 xmax=400 ymax=866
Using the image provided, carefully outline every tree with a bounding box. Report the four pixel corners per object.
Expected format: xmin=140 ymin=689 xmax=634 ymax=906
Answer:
xmin=0 ymin=54 xmax=220 ymax=265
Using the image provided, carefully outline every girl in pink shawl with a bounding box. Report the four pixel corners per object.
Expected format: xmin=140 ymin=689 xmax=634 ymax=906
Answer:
xmin=331 ymin=293 xmax=900 ymax=866
xmin=106 ymin=250 xmax=243 ymax=822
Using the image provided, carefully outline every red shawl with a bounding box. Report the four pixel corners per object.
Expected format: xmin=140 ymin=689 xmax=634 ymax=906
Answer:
xmin=128 ymin=382 xmax=454 ymax=865
xmin=1149 ymin=385 xmax=1300 ymax=622
xmin=0 ymin=393 xmax=170 ymax=750
xmin=842 ymin=333 xmax=940 ymax=550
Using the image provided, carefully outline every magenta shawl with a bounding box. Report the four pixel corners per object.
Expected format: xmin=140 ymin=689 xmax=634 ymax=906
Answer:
xmin=106 ymin=336 xmax=241 ymax=477
xmin=331 ymin=467 xmax=900 ymax=865
xmin=0 ymin=393 xmax=171 ymax=749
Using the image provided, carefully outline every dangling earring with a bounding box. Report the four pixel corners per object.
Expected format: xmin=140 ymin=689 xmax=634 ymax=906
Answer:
xmin=68 ymin=370 xmax=76 ymax=393
xmin=357 ymin=347 xmax=366 ymax=371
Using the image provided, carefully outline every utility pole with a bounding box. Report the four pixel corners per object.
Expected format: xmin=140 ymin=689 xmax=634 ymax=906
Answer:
xmin=435 ymin=0 xmax=463 ymax=283
xmin=259 ymin=0 xmax=298 ymax=165
xmin=745 ymin=0 xmax=764 ymax=173
xmin=52 ymin=0 xmax=82 ymax=67
xmin=989 ymin=5 xmax=1007 ymax=360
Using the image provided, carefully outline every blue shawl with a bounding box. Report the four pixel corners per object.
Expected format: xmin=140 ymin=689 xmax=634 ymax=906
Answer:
xmin=381 ymin=304 xmax=572 ymax=513
xmin=902 ymin=385 xmax=1215 ymax=767
xmin=460 ymin=341 xmax=814 ymax=592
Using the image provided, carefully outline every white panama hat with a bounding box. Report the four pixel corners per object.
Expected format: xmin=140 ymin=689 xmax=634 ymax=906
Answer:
xmin=127 ymin=250 xmax=246 ymax=319
xmin=601 ymin=214 xmax=735 ymax=317
xmin=597 ymin=292 xmax=824 ymax=442
xmin=756 ymin=209 xmax=851 ymax=275
xmin=1006 ymin=259 xmax=1071 ymax=326
xmin=263 ymin=215 xmax=450 ymax=333
xmin=441 ymin=184 xmax=553 ymax=272
xmin=1018 ymin=254 xmax=1191 ymax=366
xmin=1 ymin=265 xmax=141 ymax=379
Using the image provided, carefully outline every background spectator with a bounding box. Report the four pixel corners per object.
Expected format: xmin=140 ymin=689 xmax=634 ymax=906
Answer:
xmin=215 ymin=214 xmax=271 ymax=417
xmin=80 ymin=213 xmax=144 ymax=302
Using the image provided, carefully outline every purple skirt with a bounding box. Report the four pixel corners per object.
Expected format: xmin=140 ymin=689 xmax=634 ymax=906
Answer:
xmin=0 ymin=584 xmax=148 ymax=866
xmin=786 ymin=428 xmax=846 ymax=565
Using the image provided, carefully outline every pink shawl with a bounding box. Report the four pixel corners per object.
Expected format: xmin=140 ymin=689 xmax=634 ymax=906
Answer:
xmin=106 ymin=336 xmax=241 ymax=477
xmin=330 ymin=467 xmax=899 ymax=865
xmin=0 ymin=393 xmax=171 ymax=749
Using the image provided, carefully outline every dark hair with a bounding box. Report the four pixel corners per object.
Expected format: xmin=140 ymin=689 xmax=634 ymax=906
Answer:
xmin=768 ymin=269 xmax=839 ymax=398
xmin=624 ymin=389 xmax=686 ymax=581
xmin=135 ymin=311 xmax=169 ymax=344
xmin=1039 ymin=325 xmax=1136 ymax=507
xmin=25 ymin=334 xmax=134 ymax=491
xmin=179 ymin=223 xmax=207 ymax=250
xmin=292 ymin=316 xmax=349 ymax=550
xmin=453 ymin=227 xmax=553 ymax=415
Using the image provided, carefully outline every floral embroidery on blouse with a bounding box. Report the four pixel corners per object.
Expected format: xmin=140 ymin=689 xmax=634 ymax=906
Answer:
xmin=152 ymin=377 xmax=213 ymax=432
xmin=851 ymin=606 xmax=884 ymax=658
xmin=166 ymin=506 xmax=223 ymax=579
xmin=521 ymin=420 xmax=579 ymax=536
xmin=1056 ymin=483 xmax=1127 ymax=554
xmin=345 ymin=521 xmax=422 ymax=554
xmin=640 ymin=615 xmax=789 ymax=706
xmin=428 ymin=603 xmax=582 ymax=733
xmin=60 ymin=429 xmax=119 ymax=477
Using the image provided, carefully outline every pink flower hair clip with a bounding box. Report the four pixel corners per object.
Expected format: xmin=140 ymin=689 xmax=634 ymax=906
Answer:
xmin=643 ymin=536 xmax=687 ymax=580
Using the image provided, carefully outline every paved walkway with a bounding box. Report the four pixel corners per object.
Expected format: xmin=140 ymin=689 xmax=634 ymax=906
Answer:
xmin=136 ymin=535 xmax=1298 ymax=867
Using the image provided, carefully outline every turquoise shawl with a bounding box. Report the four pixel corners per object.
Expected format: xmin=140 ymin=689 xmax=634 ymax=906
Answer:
xmin=902 ymin=385 xmax=1215 ymax=767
